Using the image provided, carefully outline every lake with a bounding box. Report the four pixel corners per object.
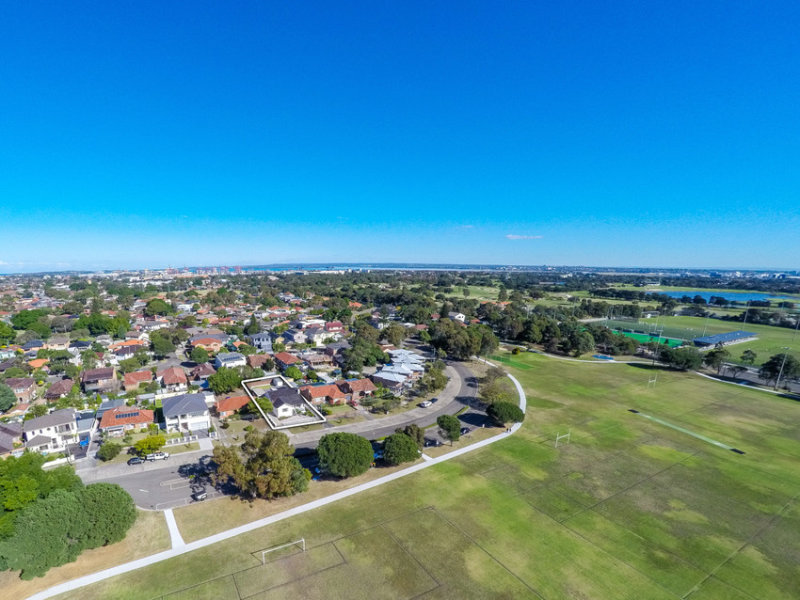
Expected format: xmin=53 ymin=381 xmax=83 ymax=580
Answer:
xmin=654 ymin=290 xmax=798 ymax=303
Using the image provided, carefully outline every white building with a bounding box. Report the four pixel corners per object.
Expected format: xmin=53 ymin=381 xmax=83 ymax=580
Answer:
xmin=214 ymin=352 xmax=246 ymax=369
xmin=23 ymin=408 xmax=79 ymax=454
xmin=161 ymin=393 xmax=211 ymax=433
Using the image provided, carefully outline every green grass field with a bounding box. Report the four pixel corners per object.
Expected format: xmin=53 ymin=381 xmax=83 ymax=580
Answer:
xmin=52 ymin=353 xmax=800 ymax=600
xmin=603 ymin=315 xmax=800 ymax=364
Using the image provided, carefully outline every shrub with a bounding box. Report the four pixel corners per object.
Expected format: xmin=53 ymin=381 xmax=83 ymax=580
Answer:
xmin=383 ymin=433 xmax=420 ymax=465
xmin=96 ymin=441 xmax=123 ymax=462
xmin=487 ymin=401 xmax=525 ymax=425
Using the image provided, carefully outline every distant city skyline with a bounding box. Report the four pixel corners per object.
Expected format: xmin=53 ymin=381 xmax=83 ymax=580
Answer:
xmin=2 ymin=3 xmax=798 ymax=273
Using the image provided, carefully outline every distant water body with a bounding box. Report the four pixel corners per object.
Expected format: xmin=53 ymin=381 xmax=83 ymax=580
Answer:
xmin=657 ymin=290 xmax=798 ymax=303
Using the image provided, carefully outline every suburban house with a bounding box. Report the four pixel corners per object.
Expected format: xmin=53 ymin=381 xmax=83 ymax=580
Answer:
xmin=23 ymin=408 xmax=79 ymax=454
xmin=282 ymin=329 xmax=307 ymax=345
xmin=0 ymin=422 xmax=22 ymax=457
xmin=300 ymin=352 xmax=334 ymax=369
xmin=340 ymin=378 xmax=377 ymax=400
xmin=45 ymin=378 xmax=74 ymax=401
xmin=300 ymin=383 xmax=350 ymax=406
xmin=190 ymin=362 xmax=216 ymax=381
xmin=22 ymin=339 xmax=45 ymax=353
xmin=99 ymin=406 xmax=155 ymax=436
xmin=325 ymin=321 xmax=345 ymax=335
xmin=46 ymin=335 xmax=70 ymax=351
xmin=268 ymin=387 xmax=307 ymax=419
xmin=247 ymin=354 xmax=273 ymax=369
xmin=123 ymin=370 xmax=153 ymax=391
xmin=215 ymin=395 xmax=251 ymax=418
xmin=158 ymin=366 xmax=188 ymax=393
xmin=448 ymin=312 xmax=466 ymax=323
xmin=161 ymin=393 xmax=211 ymax=433
xmin=190 ymin=337 xmax=224 ymax=353
xmin=4 ymin=377 xmax=37 ymax=403
xmin=274 ymin=352 xmax=301 ymax=370
xmin=214 ymin=352 xmax=246 ymax=369
xmin=371 ymin=371 xmax=407 ymax=393
xmin=96 ymin=398 xmax=126 ymax=420
xmin=81 ymin=367 xmax=118 ymax=393
xmin=248 ymin=332 xmax=273 ymax=353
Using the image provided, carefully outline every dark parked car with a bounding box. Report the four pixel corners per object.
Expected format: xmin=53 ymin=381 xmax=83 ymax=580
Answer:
xmin=127 ymin=456 xmax=144 ymax=465
xmin=460 ymin=427 xmax=470 ymax=436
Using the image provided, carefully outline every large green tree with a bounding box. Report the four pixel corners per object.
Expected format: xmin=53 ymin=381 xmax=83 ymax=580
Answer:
xmin=212 ymin=430 xmax=309 ymax=499
xmin=759 ymin=353 xmax=800 ymax=387
xmin=317 ymin=432 xmax=373 ymax=477
xmin=208 ymin=367 xmax=243 ymax=394
xmin=144 ymin=298 xmax=171 ymax=316
xmin=487 ymin=401 xmax=525 ymax=425
xmin=436 ymin=414 xmax=461 ymax=444
xmin=0 ymin=383 xmax=15 ymax=412
xmin=383 ymin=433 xmax=420 ymax=465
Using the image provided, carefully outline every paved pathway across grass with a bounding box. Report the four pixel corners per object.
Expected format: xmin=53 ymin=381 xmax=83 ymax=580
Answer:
xmin=27 ymin=367 xmax=525 ymax=600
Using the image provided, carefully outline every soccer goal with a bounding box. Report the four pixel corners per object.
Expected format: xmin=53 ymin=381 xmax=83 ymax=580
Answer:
xmin=260 ymin=538 xmax=306 ymax=565
xmin=554 ymin=430 xmax=571 ymax=448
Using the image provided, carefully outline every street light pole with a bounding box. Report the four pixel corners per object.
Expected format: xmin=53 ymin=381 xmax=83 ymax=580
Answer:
xmin=774 ymin=347 xmax=790 ymax=391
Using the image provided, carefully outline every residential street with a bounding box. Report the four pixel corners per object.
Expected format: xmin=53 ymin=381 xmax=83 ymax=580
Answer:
xmin=288 ymin=361 xmax=481 ymax=453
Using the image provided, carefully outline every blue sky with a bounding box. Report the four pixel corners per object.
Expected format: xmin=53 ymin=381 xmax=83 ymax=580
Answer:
xmin=1 ymin=2 xmax=798 ymax=273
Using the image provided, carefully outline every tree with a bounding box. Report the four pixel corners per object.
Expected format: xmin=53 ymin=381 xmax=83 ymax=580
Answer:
xmin=437 ymin=414 xmax=461 ymax=444
xmin=207 ymin=367 xmax=243 ymax=394
xmin=284 ymin=366 xmax=303 ymax=381
xmin=396 ymin=423 xmax=425 ymax=449
xmin=0 ymin=483 xmax=135 ymax=579
xmin=660 ymin=346 xmax=703 ymax=370
xmin=190 ymin=346 xmax=209 ymax=364
xmin=212 ymin=430 xmax=309 ymax=499
xmin=0 ymin=322 xmax=14 ymax=345
xmin=759 ymin=353 xmax=800 ymax=387
xmin=133 ymin=435 xmax=166 ymax=456
xmin=0 ymin=383 xmax=15 ymax=412
xmin=144 ymin=298 xmax=170 ymax=316
xmin=244 ymin=314 xmax=259 ymax=336
xmin=703 ymin=348 xmax=730 ymax=374
xmin=149 ymin=331 xmax=175 ymax=358
xmin=480 ymin=377 xmax=514 ymax=405
xmin=383 ymin=433 xmax=420 ymax=465
xmin=383 ymin=323 xmax=407 ymax=347
xmin=317 ymin=433 xmax=373 ymax=477
xmin=78 ymin=483 xmax=137 ymax=547
xmin=741 ymin=349 xmax=757 ymax=365
xmin=96 ymin=441 xmax=122 ymax=462
xmin=487 ymin=401 xmax=525 ymax=426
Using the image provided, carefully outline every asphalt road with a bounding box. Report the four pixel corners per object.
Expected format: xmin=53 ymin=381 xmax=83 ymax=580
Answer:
xmin=290 ymin=360 xmax=482 ymax=453
xmin=79 ymin=358 xmax=486 ymax=509
xmin=87 ymin=452 xmax=221 ymax=510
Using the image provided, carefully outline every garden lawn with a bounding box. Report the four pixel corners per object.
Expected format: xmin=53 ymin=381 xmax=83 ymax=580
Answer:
xmin=49 ymin=352 xmax=800 ymax=600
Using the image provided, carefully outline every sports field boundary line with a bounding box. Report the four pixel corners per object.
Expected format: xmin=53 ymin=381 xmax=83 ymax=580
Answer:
xmin=26 ymin=363 xmax=526 ymax=600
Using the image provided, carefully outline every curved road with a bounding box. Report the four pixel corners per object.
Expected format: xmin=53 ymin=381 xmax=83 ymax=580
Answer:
xmin=28 ymin=365 xmax=525 ymax=600
xmin=289 ymin=361 xmax=479 ymax=453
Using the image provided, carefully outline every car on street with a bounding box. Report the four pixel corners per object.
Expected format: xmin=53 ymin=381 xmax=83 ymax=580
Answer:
xmin=430 ymin=397 xmax=438 ymax=403
xmin=146 ymin=452 xmax=170 ymax=461
xmin=418 ymin=400 xmax=432 ymax=408
xmin=127 ymin=456 xmax=145 ymax=465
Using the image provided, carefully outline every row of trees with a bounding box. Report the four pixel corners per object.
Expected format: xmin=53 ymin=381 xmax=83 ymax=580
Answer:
xmin=0 ymin=454 xmax=136 ymax=579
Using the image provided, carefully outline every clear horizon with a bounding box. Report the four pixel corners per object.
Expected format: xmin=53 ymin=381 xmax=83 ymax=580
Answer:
xmin=2 ymin=3 xmax=798 ymax=273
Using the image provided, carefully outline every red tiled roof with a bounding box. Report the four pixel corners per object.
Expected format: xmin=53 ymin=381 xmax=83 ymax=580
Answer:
xmin=158 ymin=366 xmax=188 ymax=385
xmin=124 ymin=370 xmax=152 ymax=386
xmin=216 ymin=395 xmax=251 ymax=414
xmin=99 ymin=407 xmax=154 ymax=429
xmin=344 ymin=378 xmax=376 ymax=393
xmin=301 ymin=384 xmax=348 ymax=400
xmin=274 ymin=352 xmax=300 ymax=365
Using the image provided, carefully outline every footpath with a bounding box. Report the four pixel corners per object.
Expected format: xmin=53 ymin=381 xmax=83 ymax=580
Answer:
xmin=27 ymin=363 xmax=525 ymax=600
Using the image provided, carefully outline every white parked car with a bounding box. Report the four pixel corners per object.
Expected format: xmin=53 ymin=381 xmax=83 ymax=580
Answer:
xmin=418 ymin=401 xmax=432 ymax=408
xmin=146 ymin=452 xmax=170 ymax=461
